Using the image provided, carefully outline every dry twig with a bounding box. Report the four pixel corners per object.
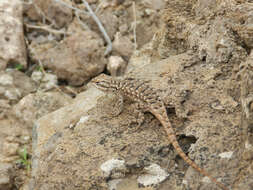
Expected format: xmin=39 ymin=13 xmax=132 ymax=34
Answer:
xmin=132 ymin=2 xmax=137 ymax=50
xmin=81 ymin=0 xmax=112 ymax=55
xmin=54 ymin=0 xmax=112 ymax=55
xmin=25 ymin=23 xmax=72 ymax=35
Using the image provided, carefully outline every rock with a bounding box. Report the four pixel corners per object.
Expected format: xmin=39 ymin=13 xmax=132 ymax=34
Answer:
xmin=194 ymin=0 xmax=219 ymax=18
xmin=113 ymin=32 xmax=134 ymax=59
xmin=126 ymin=49 xmax=241 ymax=189
xmin=189 ymin=17 xmax=247 ymax=64
xmin=21 ymin=1 xmax=253 ymax=189
xmin=0 ymin=70 xmax=36 ymax=103
xmin=143 ymin=0 xmax=166 ymax=10
xmin=13 ymin=91 xmax=72 ymax=128
xmin=0 ymin=163 xmax=13 ymax=190
xmin=30 ymin=48 xmax=243 ymax=189
xmin=0 ymin=112 xmax=30 ymax=189
xmin=107 ymin=56 xmax=127 ymax=76
xmin=0 ymin=114 xmax=30 ymax=160
xmin=26 ymin=0 xmax=72 ymax=28
xmin=31 ymin=71 xmax=58 ymax=91
xmin=30 ymin=31 xmax=106 ymax=86
xmin=29 ymin=84 xmax=174 ymax=189
xmin=227 ymin=3 xmax=253 ymax=49
xmin=155 ymin=0 xmax=248 ymax=63
xmin=236 ymin=50 xmax=253 ymax=189
xmin=78 ymin=4 xmax=118 ymax=40
xmin=0 ymin=100 xmax=11 ymax=110
xmin=137 ymin=164 xmax=169 ymax=187
xmin=0 ymin=0 xmax=26 ymax=70
xmin=2 ymin=142 xmax=19 ymax=157
xmin=97 ymin=11 xmax=119 ymax=40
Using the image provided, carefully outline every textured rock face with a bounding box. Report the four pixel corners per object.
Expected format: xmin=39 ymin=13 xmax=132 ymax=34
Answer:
xmin=0 ymin=163 xmax=13 ymax=190
xmin=155 ymin=0 xmax=249 ymax=64
xmin=29 ymin=1 xmax=253 ymax=189
xmin=26 ymin=0 xmax=73 ymax=28
xmin=0 ymin=70 xmax=36 ymax=103
xmin=0 ymin=0 xmax=249 ymax=189
xmin=238 ymin=51 xmax=253 ymax=190
xmin=0 ymin=0 xmax=27 ymax=70
xmin=29 ymin=52 xmax=239 ymax=190
xmin=13 ymin=91 xmax=72 ymax=128
xmin=30 ymin=30 xmax=107 ymax=86
xmin=30 ymin=85 xmax=175 ymax=190
xmin=107 ymin=56 xmax=127 ymax=76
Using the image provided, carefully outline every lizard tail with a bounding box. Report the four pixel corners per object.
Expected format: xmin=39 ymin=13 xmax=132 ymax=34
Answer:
xmin=171 ymin=139 xmax=229 ymax=190
xmin=155 ymin=112 xmax=229 ymax=190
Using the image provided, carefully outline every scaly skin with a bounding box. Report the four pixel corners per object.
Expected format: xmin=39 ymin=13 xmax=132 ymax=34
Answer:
xmin=91 ymin=74 xmax=229 ymax=190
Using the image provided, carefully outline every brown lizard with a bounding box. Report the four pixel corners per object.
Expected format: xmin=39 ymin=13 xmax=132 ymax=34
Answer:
xmin=91 ymin=74 xmax=229 ymax=190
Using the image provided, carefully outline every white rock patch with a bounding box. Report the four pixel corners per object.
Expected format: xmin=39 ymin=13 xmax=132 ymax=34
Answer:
xmin=245 ymin=141 xmax=252 ymax=149
xmin=202 ymin=176 xmax=211 ymax=183
xmin=219 ymin=151 xmax=233 ymax=159
xmin=137 ymin=163 xmax=169 ymax=186
xmin=108 ymin=179 xmax=122 ymax=190
xmin=77 ymin=116 xmax=89 ymax=125
xmin=100 ymin=159 xmax=126 ymax=177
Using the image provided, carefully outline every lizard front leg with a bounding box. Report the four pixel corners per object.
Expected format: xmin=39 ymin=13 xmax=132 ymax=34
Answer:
xmin=101 ymin=93 xmax=124 ymax=117
xmin=128 ymin=102 xmax=148 ymax=128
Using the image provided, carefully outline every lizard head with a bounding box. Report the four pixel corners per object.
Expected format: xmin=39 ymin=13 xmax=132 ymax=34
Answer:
xmin=91 ymin=74 xmax=117 ymax=92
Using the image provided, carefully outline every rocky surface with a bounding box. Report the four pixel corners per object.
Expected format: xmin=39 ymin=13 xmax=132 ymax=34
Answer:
xmin=0 ymin=0 xmax=27 ymax=70
xmin=25 ymin=0 xmax=73 ymax=28
xmin=30 ymin=84 xmax=174 ymax=190
xmin=25 ymin=0 xmax=163 ymax=85
xmin=30 ymin=30 xmax=107 ymax=86
xmin=107 ymin=56 xmax=127 ymax=76
xmin=0 ymin=0 xmax=252 ymax=189
xmin=237 ymin=51 xmax=253 ymax=190
xmin=30 ymin=51 xmax=243 ymax=190
xmin=0 ymin=70 xmax=36 ymax=103
xmin=0 ymin=112 xmax=31 ymax=190
xmin=13 ymin=91 xmax=72 ymax=128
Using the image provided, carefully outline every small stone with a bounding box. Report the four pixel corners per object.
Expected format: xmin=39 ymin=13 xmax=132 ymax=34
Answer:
xmin=0 ymin=0 xmax=27 ymax=70
xmin=145 ymin=9 xmax=156 ymax=16
xmin=31 ymin=71 xmax=43 ymax=83
xmin=30 ymin=31 xmax=106 ymax=86
xmin=137 ymin=163 xmax=169 ymax=186
xmin=107 ymin=56 xmax=127 ymax=76
xmin=31 ymin=71 xmax=58 ymax=91
xmin=100 ymin=159 xmax=126 ymax=178
xmin=0 ymin=100 xmax=11 ymax=109
xmin=13 ymin=91 xmax=72 ymax=127
xmin=218 ymin=151 xmax=233 ymax=159
xmin=113 ymin=32 xmax=134 ymax=59
xmin=210 ymin=100 xmax=224 ymax=110
xmin=0 ymin=70 xmax=36 ymax=102
xmin=0 ymin=163 xmax=12 ymax=190
xmin=202 ymin=176 xmax=211 ymax=183
xmin=119 ymin=24 xmax=128 ymax=34
xmin=3 ymin=142 xmax=19 ymax=156
xmin=242 ymin=150 xmax=253 ymax=161
xmin=0 ymin=74 xmax=13 ymax=85
xmin=22 ymin=136 xmax=30 ymax=142
xmin=26 ymin=0 xmax=72 ymax=28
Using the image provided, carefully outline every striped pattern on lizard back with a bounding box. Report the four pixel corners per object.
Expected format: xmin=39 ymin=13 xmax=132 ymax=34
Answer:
xmin=91 ymin=74 xmax=229 ymax=190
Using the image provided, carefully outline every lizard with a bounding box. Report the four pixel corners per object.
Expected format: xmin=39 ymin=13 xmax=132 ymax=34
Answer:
xmin=91 ymin=74 xmax=229 ymax=190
